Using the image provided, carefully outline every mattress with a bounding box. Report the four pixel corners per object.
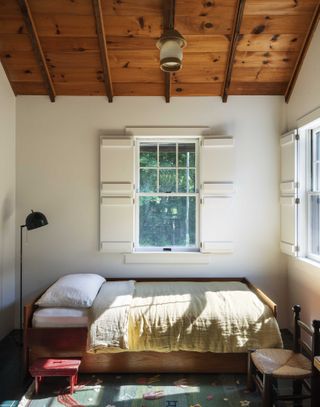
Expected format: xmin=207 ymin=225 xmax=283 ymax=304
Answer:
xmin=32 ymin=307 xmax=89 ymax=328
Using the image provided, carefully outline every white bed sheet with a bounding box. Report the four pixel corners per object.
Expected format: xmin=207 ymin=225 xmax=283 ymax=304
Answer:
xmin=32 ymin=307 xmax=89 ymax=328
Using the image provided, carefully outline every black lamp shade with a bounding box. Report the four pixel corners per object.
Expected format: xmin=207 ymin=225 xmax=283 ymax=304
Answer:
xmin=25 ymin=211 xmax=48 ymax=230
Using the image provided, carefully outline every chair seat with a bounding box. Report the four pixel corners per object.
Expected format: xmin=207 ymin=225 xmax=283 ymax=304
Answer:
xmin=252 ymin=349 xmax=311 ymax=379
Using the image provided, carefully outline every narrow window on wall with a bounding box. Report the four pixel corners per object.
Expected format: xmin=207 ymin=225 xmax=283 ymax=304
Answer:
xmin=308 ymin=126 xmax=320 ymax=261
xmin=136 ymin=140 xmax=199 ymax=252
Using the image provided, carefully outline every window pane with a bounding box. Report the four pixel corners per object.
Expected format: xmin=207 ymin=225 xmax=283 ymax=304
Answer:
xmin=140 ymin=169 xmax=157 ymax=192
xmin=159 ymin=144 xmax=176 ymax=167
xmin=159 ymin=169 xmax=176 ymax=193
xmin=178 ymin=169 xmax=195 ymax=192
xmin=313 ymin=163 xmax=320 ymax=191
xmin=312 ymin=131 xmax=320 ymax=191
xmin=178 ymin=143 xmax=195 ymax=167
xmin=315 ymin=131 xmax=320 ymax=161
xmin=140 ymin=144 xmax=157 ymax=167
xmin=310 ymin=195 xmax=320 ymax=255
xmin=139 ymin=196 xmax=196 ymax=247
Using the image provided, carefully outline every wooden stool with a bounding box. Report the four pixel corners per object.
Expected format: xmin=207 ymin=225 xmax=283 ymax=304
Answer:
xmin=29 ymin=358 xmax=81 ymax=394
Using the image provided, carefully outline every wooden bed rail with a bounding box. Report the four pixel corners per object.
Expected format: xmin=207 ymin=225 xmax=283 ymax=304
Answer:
xmin=243 ymin=278 xmax=277 ymax=317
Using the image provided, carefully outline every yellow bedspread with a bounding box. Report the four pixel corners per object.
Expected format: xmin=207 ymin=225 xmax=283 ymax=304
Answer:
xmin=88 ymin=281 xmax=283 ymax=353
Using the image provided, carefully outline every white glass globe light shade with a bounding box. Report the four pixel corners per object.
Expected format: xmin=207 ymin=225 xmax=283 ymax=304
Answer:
xmin=159 ymin=39 xmax=183 ymax=72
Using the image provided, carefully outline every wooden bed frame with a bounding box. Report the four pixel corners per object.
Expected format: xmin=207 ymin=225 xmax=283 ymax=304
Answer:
xmin=24 ymin=277 xmax=277 ymax=374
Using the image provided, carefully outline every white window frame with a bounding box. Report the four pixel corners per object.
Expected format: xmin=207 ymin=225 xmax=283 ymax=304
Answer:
xmin=294 ymin=115 xmax=320 ymax=264
xmin=306 ymin=126 xmax=320 ymax=262
xmin=134 ymin=137 xmax=200 ymax=252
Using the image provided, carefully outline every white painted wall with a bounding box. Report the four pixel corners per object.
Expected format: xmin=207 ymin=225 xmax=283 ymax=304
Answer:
xmin=0 ymin=63 xmax=16 ymax=339
xmin=16 ymin=95 xmax=288 ymax=326
xmin=286 ymin=23 xmax=320 ymax=327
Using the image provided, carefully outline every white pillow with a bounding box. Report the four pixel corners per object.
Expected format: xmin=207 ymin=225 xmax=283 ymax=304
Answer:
xmin=36 ymin=273 xmax=105 ymax=308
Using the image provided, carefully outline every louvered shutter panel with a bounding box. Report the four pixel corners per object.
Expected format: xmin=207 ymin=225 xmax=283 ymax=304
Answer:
xmin=200 ymin=136 xmax=235 ymax=253
xmin=280 ymin=130 xmax=299 ymax=256
xmin=100 ymin=137 xmax=134 ymax=252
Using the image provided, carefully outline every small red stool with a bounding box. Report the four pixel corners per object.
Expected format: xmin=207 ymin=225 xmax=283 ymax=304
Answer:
xmin=29 ymin=358 xmax=81 ymax=394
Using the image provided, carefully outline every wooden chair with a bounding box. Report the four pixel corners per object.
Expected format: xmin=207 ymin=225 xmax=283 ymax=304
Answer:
xmin=247 ymin=305 xmax=320 ymax=407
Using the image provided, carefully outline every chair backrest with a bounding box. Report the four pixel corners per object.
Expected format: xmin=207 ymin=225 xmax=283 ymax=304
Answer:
xmin=292 ymin=304 xmax=320 ymax=361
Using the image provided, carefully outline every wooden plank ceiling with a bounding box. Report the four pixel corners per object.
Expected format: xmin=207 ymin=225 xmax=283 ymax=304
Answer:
xmin=0 ymin=0 xmax=319 ymax=102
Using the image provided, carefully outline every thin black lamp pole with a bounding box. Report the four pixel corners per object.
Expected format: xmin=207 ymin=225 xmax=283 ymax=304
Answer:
xmin=20 ymin=224 xmax=26 ymax=335
xmin=19 ymin=210 xmax=48 ymax=343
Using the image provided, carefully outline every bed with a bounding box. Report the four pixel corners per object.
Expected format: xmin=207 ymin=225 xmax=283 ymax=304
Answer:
xmin=24 ymin=277 xmax=282 ymax=374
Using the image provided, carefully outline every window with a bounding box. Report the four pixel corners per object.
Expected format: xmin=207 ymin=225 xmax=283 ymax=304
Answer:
xmin=307 ymin=126 xmax=320 ymax=261
xmin=100 ymin=133 xmax=235 ymax=255
xmin=280 ymin=120 xmax=320 ymax=262
xmin=136 ymin=140 xmax=199 ymax=251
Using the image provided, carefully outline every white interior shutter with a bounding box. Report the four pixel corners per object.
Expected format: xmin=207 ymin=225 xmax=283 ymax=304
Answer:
xmin=200 ymin=136 xmax=235 ymax=253
xmin=280 ymin=129 xmax=299 ymax=256
xmin=100 ymin=137 xmax=134 ymax=252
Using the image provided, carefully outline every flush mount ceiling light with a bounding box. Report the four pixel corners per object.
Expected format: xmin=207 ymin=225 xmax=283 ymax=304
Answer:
xmin=156 ymin=29 xmax=187 ymax=72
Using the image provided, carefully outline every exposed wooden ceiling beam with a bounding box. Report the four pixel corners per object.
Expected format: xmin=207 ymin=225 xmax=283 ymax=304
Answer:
xmin=221 ymin=0 xmax=246 ymax=103
xmin=285 ymin=3 xmax=320 ymax=103
xmin=162 ymin=0 xmax=176 ymax=103
xmin=92 ymin=0 xmax=113 ymax=103
xmin=17 ymin=0 xmax=56 ymax=102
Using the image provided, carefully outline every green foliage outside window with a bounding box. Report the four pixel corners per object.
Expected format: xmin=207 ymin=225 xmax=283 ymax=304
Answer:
xmin=138 ymin=142 xmax=197 ymax=248
xmin=139 ymin=197 xmax=196 ymax=247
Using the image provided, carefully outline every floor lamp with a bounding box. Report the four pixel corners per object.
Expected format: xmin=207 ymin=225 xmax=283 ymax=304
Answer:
xmin=20 ymin=210 xmax=48 ymax=338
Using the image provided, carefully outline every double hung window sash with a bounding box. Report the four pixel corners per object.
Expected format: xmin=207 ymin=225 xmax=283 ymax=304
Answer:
xmin=136 ymin=141 xmax=198 ymax=251
xmin=308 ymin=127 xmax=320 ymax=260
